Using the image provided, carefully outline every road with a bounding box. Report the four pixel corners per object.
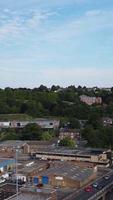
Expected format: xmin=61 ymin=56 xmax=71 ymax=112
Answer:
xmin=106 ymin=192 xmax=113 ymax=200
xmin=69 ymin=172 xmax=113 ymax=200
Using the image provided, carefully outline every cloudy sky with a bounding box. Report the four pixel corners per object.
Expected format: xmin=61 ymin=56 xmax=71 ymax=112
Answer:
xmin=0 ymin=0 xmax=113 ymax=88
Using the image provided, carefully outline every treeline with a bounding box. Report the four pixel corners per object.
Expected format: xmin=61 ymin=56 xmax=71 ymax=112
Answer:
xmin=0 ymin=85 xmax=113 ymax=120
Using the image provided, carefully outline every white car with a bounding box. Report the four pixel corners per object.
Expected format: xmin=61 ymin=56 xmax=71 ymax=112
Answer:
xmin=104 ymin=175 xmax=110 ymax=180
xmin=92 ymin=183 xmax=98 ymax=188
xmin=0 ymin=177 xmax=5 ymax=184
xmin=1 ymin=173 xmax=9 ymax=180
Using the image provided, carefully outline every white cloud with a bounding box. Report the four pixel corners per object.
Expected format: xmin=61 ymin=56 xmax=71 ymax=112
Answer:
xmin=85 ymin=10 xmax=102 ymax=17
xmin=43 ymin=9 xmax=113 ymax=43
xmin=26 ymin=11 xmax=52 ymax=28
xmin=0 ymin=17 xmax=24 ymax=41
xmin=0 ymin=9 xmax=55 ymax=43
xmin=0 ymin=7 xmax=113 ymax=45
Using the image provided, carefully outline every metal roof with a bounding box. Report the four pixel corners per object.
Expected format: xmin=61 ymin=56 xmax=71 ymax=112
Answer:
xmin=0 ymin=159 xmax=15 ymax=168
xmin=39 ymin=163 xmax=94 ymax=182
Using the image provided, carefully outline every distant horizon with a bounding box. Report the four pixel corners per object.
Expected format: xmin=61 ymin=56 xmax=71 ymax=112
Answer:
xmin=0 ymin=85 xmax=112 ymax=89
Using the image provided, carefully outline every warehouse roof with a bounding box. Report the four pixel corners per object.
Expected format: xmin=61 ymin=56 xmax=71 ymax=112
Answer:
xmin=39 ymin=162 xmax=94 ymax=182
xmin=0 ymin=140 xmax=26 ymax=148
xmin=18 ymin=161 xmax=48 ymax=175
xmin=33 ymin=146 xmax=110 ymax=157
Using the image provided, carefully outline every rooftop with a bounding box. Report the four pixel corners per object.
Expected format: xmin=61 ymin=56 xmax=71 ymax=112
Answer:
xmin=39 ymin=162 xmax=94 ymax=182
xmin=0 ymin=158 xmax=15 ymax=168
xmin=18 ymin=160 xmax=49 ymax=175
xmin=0 ymin=140 xmax=26 ymax=148
xmin=32 ymin=146 xmax=110 ymax=157
xmin=10 ymin=188 xmax=56 ymax=200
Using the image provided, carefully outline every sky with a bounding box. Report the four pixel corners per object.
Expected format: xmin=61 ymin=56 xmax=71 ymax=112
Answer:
xmin=0 ymin=0 xmax=113 ymax=88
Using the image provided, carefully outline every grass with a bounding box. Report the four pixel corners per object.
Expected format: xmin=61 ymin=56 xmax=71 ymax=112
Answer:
xmin=0 ymin=114 xmax=33 ymax=121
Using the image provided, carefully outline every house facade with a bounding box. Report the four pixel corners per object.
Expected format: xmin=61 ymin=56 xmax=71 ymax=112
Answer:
xmin=80 ymin=95 xmax=102 ymax=105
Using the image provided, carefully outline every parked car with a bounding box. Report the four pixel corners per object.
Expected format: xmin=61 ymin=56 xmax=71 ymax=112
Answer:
xmin=37 ymin=183 xmax=43 ymax=188
xmin=97 ymin=184 xmax=104 ymax=190
xmin=84 ymin=186 xmax=93 ymax=192
xmin=92 ymin=183 xmax=98 ymax=188
xmin=0 ymin=177 xmax=5 ymax=184
xmin=104 ymin=175 xmax=110 ymax=180
xmin=1 ymin=173 xmax=9 ymax=180
xmin=11 ymin=174 xmax=26 ymax=184
xmin=55 ymin=186 xmax=59 ymax=189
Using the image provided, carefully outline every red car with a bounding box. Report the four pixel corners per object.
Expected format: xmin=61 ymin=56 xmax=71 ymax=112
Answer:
xmin=84 ymin=186 xmax=93 ymax=192
xmin=37 ymin=183 xmax=43 ymax=188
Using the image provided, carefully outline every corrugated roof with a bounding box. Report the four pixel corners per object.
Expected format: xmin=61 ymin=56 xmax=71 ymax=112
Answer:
xmin=39 ymin=163 xmax=94 ymax=182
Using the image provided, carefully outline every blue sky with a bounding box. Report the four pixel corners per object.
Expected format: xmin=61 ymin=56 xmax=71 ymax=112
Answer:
xmin=0 ymin=0 xmax=113 ymax=88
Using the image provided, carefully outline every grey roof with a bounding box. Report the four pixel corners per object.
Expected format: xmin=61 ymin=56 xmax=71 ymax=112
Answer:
xmin=0 ymin=140 xmax=26 ymax=148
xmin=34 ymin=146 xmax=110 ymax=157
xmin=10 ymin=193 xmax=50 ymax=200
xmin=18 ymin=161 xmax=47 ymax=175
xmin=10 ymin=188 xmax=55 ymax=200
xmin=39 ymin=163 xmax=93 ymax=182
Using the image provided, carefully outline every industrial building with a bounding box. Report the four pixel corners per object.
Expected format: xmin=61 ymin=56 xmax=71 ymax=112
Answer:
xmin=17 ymin=160 xmax=50 ymax=179
xmin=0 ymin=140 xmax=111 ymax=168
xmin=32 ymin=148 xmax=111 ymax=167
xmin=38 ymin=162 xmax=96 ymax=189
xmin=0 ymin=140 xmax=57 ymax=155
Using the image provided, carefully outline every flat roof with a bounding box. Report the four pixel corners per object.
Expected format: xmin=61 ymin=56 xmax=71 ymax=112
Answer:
xmin=0 ymin=140 xmax=26 ymax=147
xmin=32 ymin=146 xmax=109 ymax=157
xmin=39 ymin=162 xmax=94 ymax=182
xmin=18 ymin=161 xmax=48 ymax=175
xmin=10 ymin=193 xmax=50 ymax=200
xmin=10 ymin=188 xmax=56 ymax=200
xmin=0 ymin=140 xmax=55 ymax=147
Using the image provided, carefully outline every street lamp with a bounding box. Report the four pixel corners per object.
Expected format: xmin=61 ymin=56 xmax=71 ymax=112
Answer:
xmin=15 ymin=145 xmax=20 ymax=200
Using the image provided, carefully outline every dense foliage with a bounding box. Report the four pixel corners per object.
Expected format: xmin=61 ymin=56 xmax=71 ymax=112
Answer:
xmin=0 ymin=86 xmax=113 ymax=119
xmin=0 ymin=86 xmax=113 ymax=147
xmin=0 ymin=123 xmax=55 ymax=141
xmin=59 ymin=137 xmax=76 ymax=149
xmin=81 ymin=126 xmax=113 ymax=148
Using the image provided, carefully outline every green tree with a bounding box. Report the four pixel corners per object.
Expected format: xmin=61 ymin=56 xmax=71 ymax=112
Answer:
xmin=51 ymin=85 xmax=60 ymax=92
xmin=38 ymin=85 xmax=49 ymax=92
xmin=69 ymin=118 xmax=81 ymax=129
xmin=40 ymin=131 xmax=53 ymax=141
xmin=0 ymin=129 xmax=17 ymax=141
xmin=20 ymin=123 xmax=42 ymax=140
xmin=59 ymin=137 xmax=76 ymax=149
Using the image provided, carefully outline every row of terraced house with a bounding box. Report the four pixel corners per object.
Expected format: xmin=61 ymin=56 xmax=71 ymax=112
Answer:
xmin=0 ymin=118 xmax=60 ymax=130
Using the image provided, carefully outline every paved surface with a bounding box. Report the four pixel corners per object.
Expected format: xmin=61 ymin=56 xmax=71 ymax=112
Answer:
xmin=70 ymin=172 xmax=113 ymax=200
xmin=56 ymin=188 xmax=75 ymax=200
xmin=0 ymin=183 xmax=21 ymax=200
xmin=106 ymin=190 xmax=113 ymax=200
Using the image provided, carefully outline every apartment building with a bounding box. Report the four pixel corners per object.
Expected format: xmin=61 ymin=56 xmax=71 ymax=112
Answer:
xmin=80 ymin=95 xmax=102 ymax=105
